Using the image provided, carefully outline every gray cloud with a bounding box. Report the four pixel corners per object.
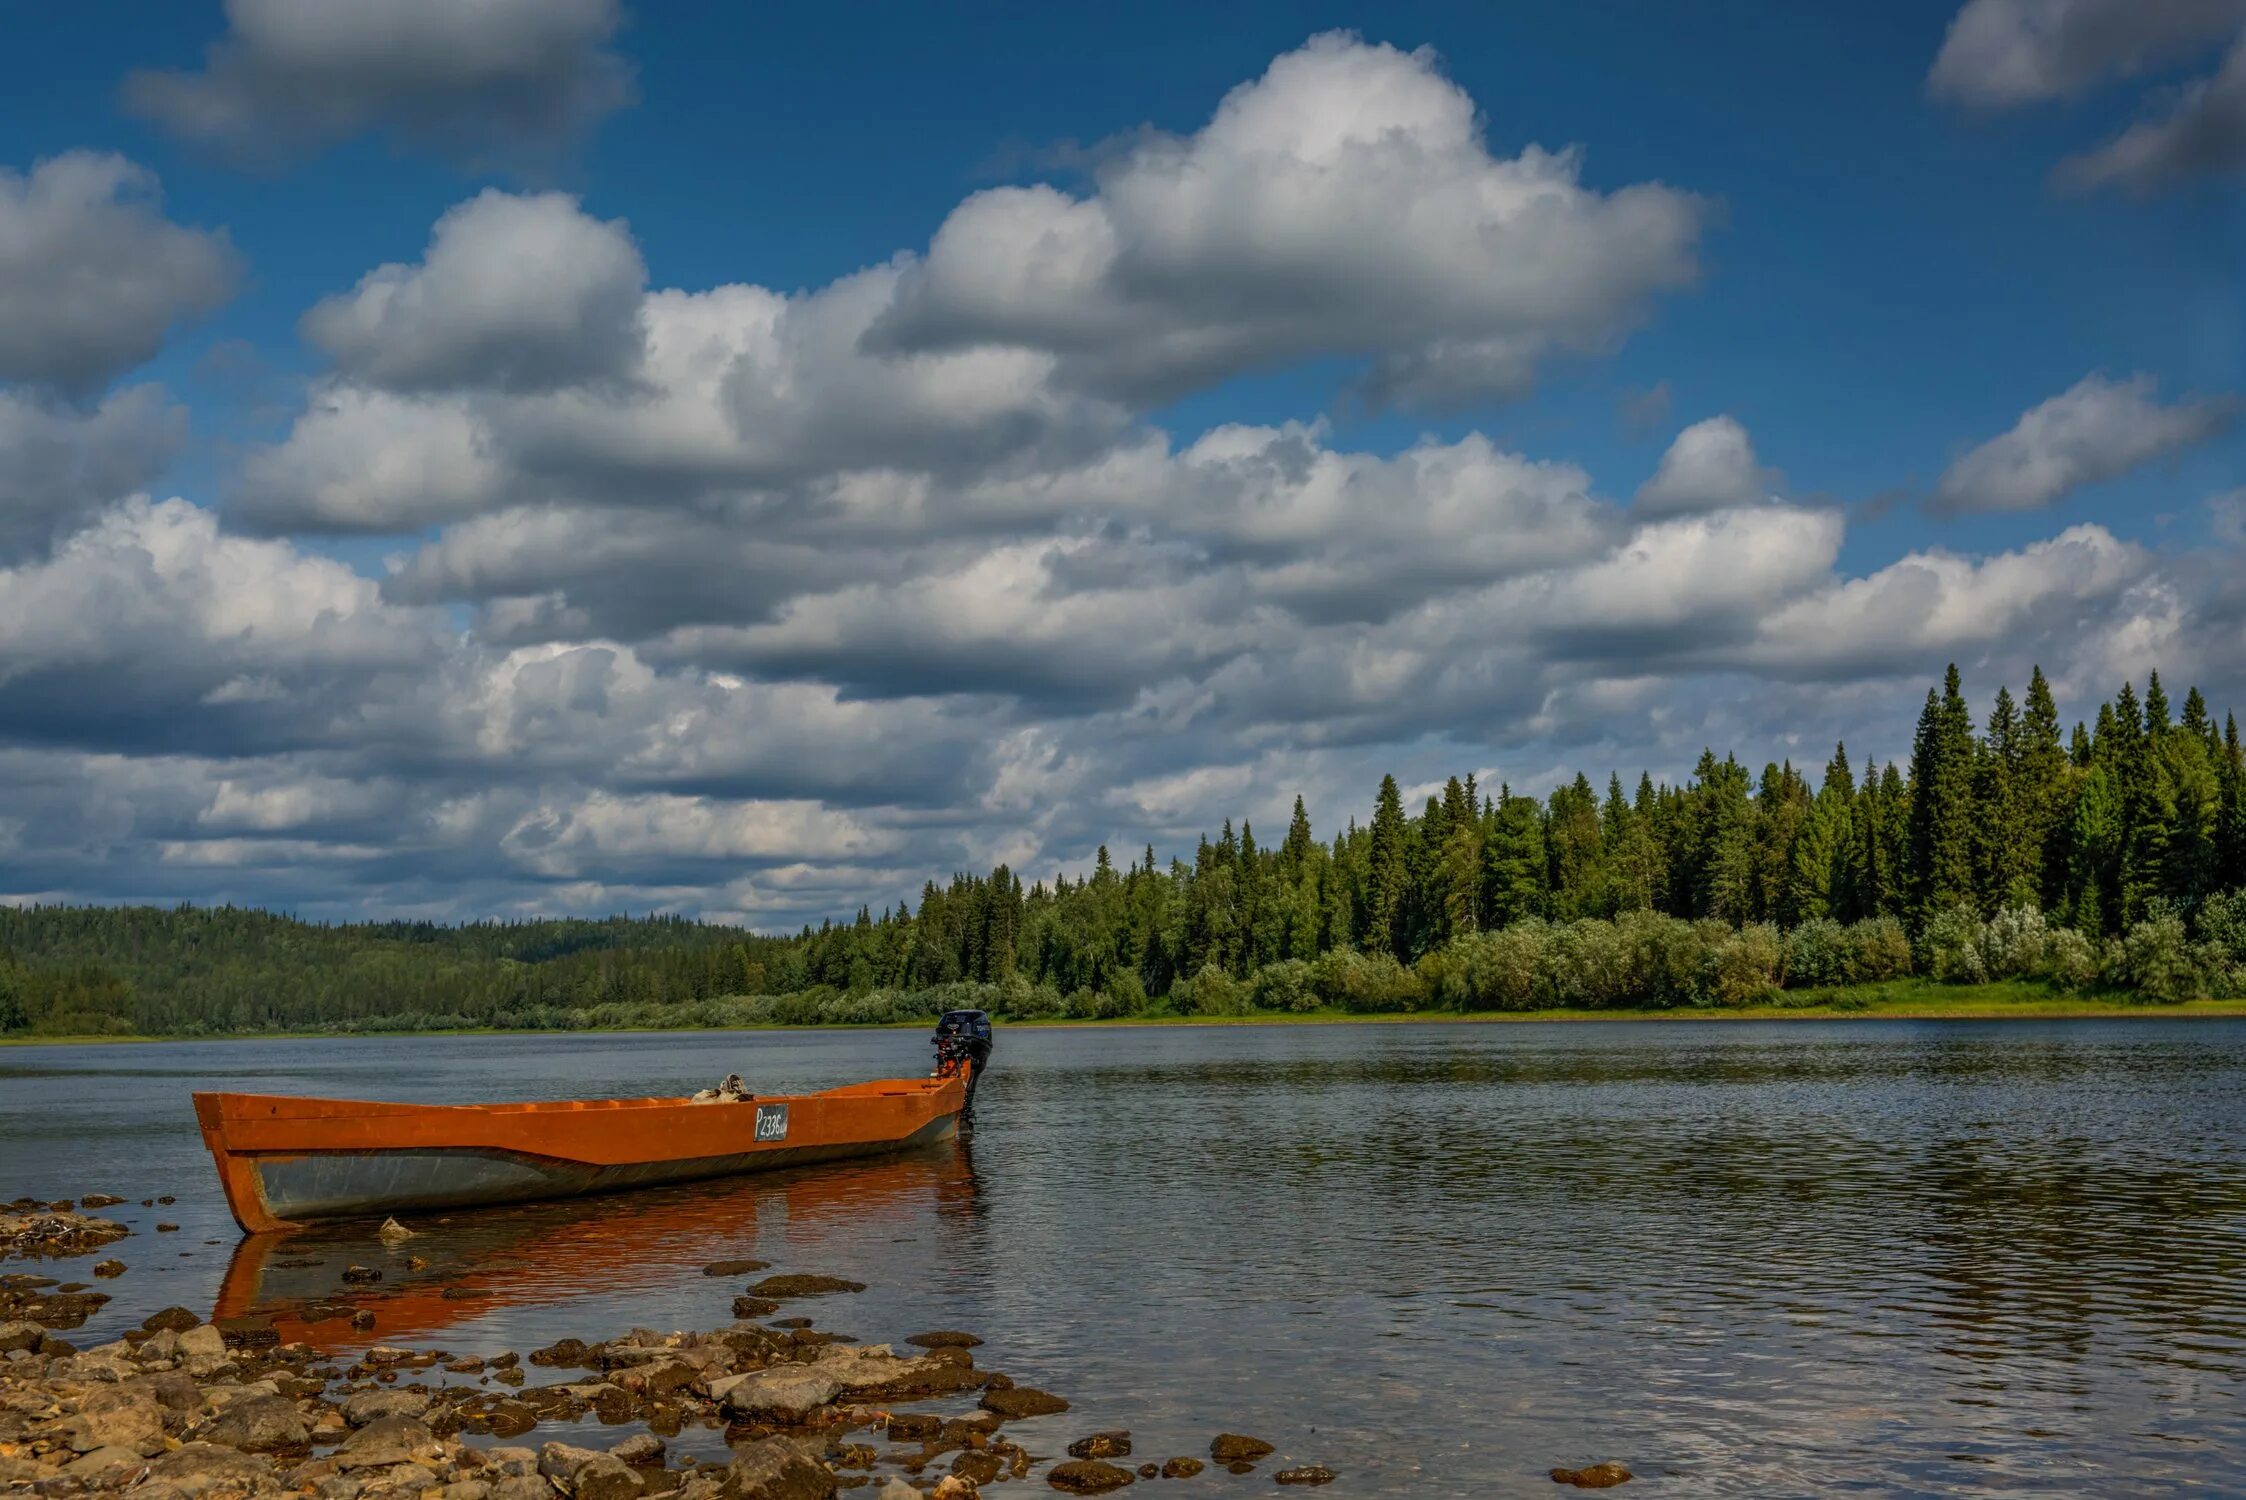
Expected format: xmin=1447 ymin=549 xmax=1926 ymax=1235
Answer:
xmin=0 ymin=386 xmax=186 ymax=561
xmin=123 ymin=0 xmax=634 ymax=169
xmin=0 ymin=153 xmax=238 ymax=397
xmin=1931 ymin=373 xmax=2236 ymax=513
xmin=2056 ymin=33 xmax=2246 ymax=189
xmin=1633 ymin=416 xmax=1779 ymax=515
xmin=1929 ymin=0 xmax=2246 ymax=107
xmin=301 ymin=190 xmax=647 ymax=393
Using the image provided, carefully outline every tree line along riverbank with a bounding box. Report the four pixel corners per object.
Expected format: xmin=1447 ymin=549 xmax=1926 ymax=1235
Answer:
xmin=4 ymin=664 xmax=2244 ymax=1040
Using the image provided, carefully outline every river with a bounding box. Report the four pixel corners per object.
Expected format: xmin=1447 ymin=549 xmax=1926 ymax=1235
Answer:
xmin=5 ymin=1018 xmax=2244 ymax=1495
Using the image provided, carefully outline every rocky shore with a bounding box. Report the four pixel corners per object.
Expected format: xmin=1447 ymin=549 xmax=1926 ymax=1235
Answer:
xmin=0 ymin=1204 xmax=1379 ymax=1499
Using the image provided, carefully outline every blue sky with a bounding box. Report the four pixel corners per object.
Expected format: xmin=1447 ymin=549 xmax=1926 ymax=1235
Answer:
xmin=1 ymin=1 xmax=2242 ymax=922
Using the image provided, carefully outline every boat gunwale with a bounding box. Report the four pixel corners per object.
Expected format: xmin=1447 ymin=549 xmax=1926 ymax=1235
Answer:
xmin=194 ymin=1075 xmax=950 ymax=1123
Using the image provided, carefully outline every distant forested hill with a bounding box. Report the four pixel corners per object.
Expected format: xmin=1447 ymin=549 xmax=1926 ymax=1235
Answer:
xmin=4 ymin=665 xmax=2244 ymax=1037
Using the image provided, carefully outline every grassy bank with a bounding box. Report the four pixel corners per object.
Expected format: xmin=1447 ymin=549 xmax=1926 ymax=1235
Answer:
xmin=6 ymin=979 xmax=2244 ymax=1047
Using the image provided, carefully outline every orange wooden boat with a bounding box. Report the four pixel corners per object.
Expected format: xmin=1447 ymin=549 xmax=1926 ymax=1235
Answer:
xmin=196 ymin=1012 xmax=993 ymax=1234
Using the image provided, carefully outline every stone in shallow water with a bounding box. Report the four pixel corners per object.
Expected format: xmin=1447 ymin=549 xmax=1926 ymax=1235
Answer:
xmin=1550 ymin=1461 xmax=1634 ymax=1488
xmin=1046 ymin=1457 xmax=1134 ymax=1493
xmin=980 ymin=1386 xmax=1069 ymax=1420
xmin=1209 ymin=1433 xmax=1273 ymax=1464
xmin=746 ymin=1274 xmax=866 ymax=1298
xmin=1276 ymin=1465 xmax=1337 ymax=1486
xmin=142 ymin=1305 xmax=200 ymax=1332
xmin=703 ymin=1258 xmax=770 ymax=1276
xmin=1160 ymin=1457 xmax=1204 ymax=1478
xmin=1067 ymin=1431 xmax=1131 ymax=1459
xmin=904 ymin=1330 xmax=983 ymax=1349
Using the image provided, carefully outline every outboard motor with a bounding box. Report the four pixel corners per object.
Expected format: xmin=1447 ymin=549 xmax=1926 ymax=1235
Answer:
xmin=931 ymin=1008 xmax=994 ymax=1120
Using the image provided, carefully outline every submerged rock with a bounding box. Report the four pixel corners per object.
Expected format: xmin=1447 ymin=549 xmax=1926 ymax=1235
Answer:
xmin=1067 ymin=1431 xmax=1131 ymax=1459
xmin=1551 ymin=1461 xmax=1634 ymax=1488
xmin=746 ymin=1274 xmax=867 ymax=1298
xmin=1160 ymin=1457 xmax=1204 ymax=1478
xmin=1209 ymin=1433 xmax=1274 ymax=1464
xmin=1276 ymin=1465 xmax=1337 ymax=1486
xmin=1047 ymin=1457 xmax=1134 ymax=1493
xmin=904 ymin=1330 xmax=983 ymax=1349
xmin=980 ymin=1386 xmax=1069 ymax=1419
xmin=703 ymin=1258 xmax=771 ymax=1276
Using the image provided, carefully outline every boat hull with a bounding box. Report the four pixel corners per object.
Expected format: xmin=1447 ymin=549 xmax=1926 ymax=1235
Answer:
xmin=194 ymin=1077 xmax=965 ymax=1233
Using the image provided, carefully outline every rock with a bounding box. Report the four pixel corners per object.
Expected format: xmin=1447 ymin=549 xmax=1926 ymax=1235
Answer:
xmin=733 ymin=1295 xmax=782 ymax=1319
xmin=341 ymin=1264 xmax=383 ymax=1284
xmin=980 ymin=1386 xmax=1069 ymax=1420
xmin=1275 ymin=1466 xmax=1337 ymax=1486
xmin=1550 ymin=1461 xmax=1634 ymax=1488
xmin=199 ymin=1392 xmax=308 ymax=1452
xmin=951 ymin=1450 xmax=1003 ymax=1484
xmin=531 ymin=1337 xmax=597 ymax=1367
xmin=1068 ymin=1432 xmax=1130 ymax=1459
xmin=726 ymin=1435 xmax=838 ymax=1500
xmin=611 ymin=1433 xmax=666 ymax=1466
xmin=931 ymin=1479 xmax=978 ymax=1500
xmin=1159 ymin=1458 xmax=1203 ymax=1479
xmin=143 ymin=1304 xmax=201 ymax=1332
xmin=874 ymin=1482 xmax=918 ymax=1500
xmin=69 ymin=1382 xmax=164 ymax=1454
xmin=711 ymin=1365 xmax=841 ymax=1423
xmin=82 ymin=1194 xmax=125 ymax=1208
xmin=344 ymin=1387 xmax=431 ymax=1426
xmin=215 ymin=1314 xmax=279 ymax=1348
xmin=541 ymin=1441 xmax=644 ymax=1500
xmin=746 ymin=1273 xmax=866 ymax=1298
xmin=0 ymin=1319 xmax=43 ymax=1352
xmin=156 ymin=1222 xmax=180 ymax=1232
xmin=66 ymin=1445 xmax=146 ymax=1480
xmin=337 ymin=1415 xmax=443 ymax=1469
xmin=887 ymin=1412 xmax=943 ymax=1441
xmin=378 ymin=1217 xmax=417 ymax=1242
xmin=92 ymin=1259 xmax=125 ymax=1277
xmin=905 ymin=1330 xmax=983 ymax=1349
xmin=140 ymin=1444 xmax=276 ymax=1499
xmin=703 ymin=1259 xmax=771 ymax=1276
xmin=1209 ymin=1434 xmax=1274 ymax=1464
xmin=1047 ymin=1458 xmax=1134 ymax=1493
xmin=176 ymin=1323 xmax=226 ymax=1357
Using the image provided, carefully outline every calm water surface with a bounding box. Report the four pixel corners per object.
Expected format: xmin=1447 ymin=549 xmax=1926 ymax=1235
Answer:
xmin=5 ymin=1019 xmax=2245 ymax=1496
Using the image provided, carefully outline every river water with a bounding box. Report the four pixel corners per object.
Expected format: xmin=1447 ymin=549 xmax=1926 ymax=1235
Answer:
xmin=5 ymin=1019 xmax=2245 ymax=1496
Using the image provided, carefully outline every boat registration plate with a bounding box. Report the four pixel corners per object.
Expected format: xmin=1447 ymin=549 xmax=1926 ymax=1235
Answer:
xmin=754 ymin=1104 xmax=790 ymax=1142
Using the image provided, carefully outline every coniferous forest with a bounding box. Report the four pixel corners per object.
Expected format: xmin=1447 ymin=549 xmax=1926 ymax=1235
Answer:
xmin=5 ymin=666 xmax=2245 ymax=1038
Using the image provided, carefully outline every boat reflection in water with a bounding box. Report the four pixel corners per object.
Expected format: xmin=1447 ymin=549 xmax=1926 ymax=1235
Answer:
xmin=213 ymin=1141 xmax=982 ymax=1350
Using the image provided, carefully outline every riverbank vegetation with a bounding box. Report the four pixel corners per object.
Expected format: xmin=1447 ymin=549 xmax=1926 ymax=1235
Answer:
xmin=4 ymin=666 xmax=2244 ymax=1039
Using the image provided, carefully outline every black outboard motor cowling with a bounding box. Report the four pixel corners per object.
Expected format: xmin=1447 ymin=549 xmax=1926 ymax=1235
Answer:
xmin=932 ymin=1008 xmax=993 ymax=1119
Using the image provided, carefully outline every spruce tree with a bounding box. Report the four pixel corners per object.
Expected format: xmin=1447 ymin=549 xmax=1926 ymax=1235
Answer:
xmin=1905 ymin=666 xmax=1978 ymax=920
xmin=2020 ymin=667 xmax=2071 ymax=910
xmin=1364 ymin=775 xmax=1409 ymax=958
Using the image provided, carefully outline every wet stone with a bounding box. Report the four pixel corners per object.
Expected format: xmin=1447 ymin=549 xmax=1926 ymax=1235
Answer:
xmin=980 ymin=1386 xmax=1069 ymax=1420
xmin=1551 ymin=1461 xmax=1635 ymax=1488
xmin=704 ymin=1259 xmax=771 ymax=1276
xmin=1275 ymin=1465 xmax=1337 ymax=1486
xmin=1047 ymin=1457 xmax=1135 ymax=1493
xmin=1068 ymin=1432 xmax=1131 ymax=1460
xmin=905 ymin=1331 xmax=983 ymax=1349
xmin=886 ymin=1414 xmax=943 ymax=1442
xmin=1210 ymin=1434 xmax=1274 ymax=1464
xmin=747 ymin=1274 xmax=867 ymax=1298
xmin=951 ymin=1450 xmax=1002 ymax=1484
xmin=142 ymin=1304 xmax=201 ymax=1332
xmin=1159 ymin=1458 xmax=1204 ymax=1479
xmin=734 ymin=1296 xmax=782 ymax=1319
xmin=341 ymin=1264 xmax=383 ymax=1284
xmin=91 ymin=1259 xmax=125 ymax=1278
